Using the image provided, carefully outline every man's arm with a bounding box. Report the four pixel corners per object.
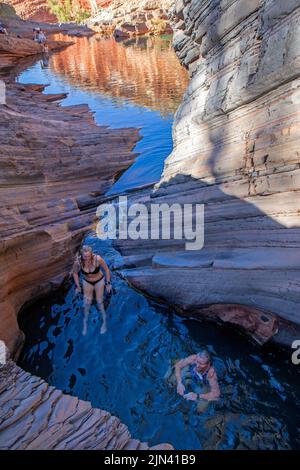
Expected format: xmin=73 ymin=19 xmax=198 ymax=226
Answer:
xmin=199 ymin=368 xmax=220 ymax=401
xmin=175 ymin=355 xmax=197 ymax=395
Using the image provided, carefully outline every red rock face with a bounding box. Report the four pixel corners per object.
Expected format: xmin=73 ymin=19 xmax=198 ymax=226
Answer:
xmin=3 ymin=1 xmax=106 ymax=22
xmin=4 ymin=0 xmax=57 ymax=22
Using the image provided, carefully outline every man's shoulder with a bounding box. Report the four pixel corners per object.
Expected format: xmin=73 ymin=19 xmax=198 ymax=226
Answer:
xmin=208 ymin=366 xmax=217 ymax=379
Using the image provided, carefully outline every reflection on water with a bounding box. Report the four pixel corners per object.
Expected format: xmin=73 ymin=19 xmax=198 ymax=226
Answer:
xmin=51 ymin=34 xmax=188 ymax=116
xmin=19 ymin=237 xmax=300 ymax=450
xmin=17 ymin=34 xmax=189 ymax=193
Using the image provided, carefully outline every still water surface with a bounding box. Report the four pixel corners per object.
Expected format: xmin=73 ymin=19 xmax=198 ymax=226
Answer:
xmin=17 ymin=34 xmax=188 ymax=193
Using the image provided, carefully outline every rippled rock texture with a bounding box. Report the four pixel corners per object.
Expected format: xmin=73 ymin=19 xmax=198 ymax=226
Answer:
xmin=0 ymin=359 xmax=172 ymax=449
xmin=87 ymin=0 xmax=174 ymax=37
xmin=114 ymin=0 xmax=300 ymax=345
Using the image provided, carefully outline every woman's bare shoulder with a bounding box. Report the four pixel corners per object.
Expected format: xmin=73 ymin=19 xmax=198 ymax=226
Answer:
xmin=96 ymin=255 xmax=107 ymax=266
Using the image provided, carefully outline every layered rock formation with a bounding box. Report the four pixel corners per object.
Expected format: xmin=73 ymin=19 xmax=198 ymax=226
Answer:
xmin=87 ymin=0 xmax=174 ymax=37
xmin=113 ymin=0 xmax=300 ymax=346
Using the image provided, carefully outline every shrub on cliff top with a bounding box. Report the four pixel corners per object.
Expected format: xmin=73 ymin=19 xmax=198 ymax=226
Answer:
xmin=0 ymin=3 xmax=18 ymax=20
xmin=47 ymin=0 xmax=91 ymax=23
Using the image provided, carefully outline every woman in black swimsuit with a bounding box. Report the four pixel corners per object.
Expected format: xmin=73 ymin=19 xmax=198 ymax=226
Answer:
xmin=73 ymin=245 xmax=112 ymax=335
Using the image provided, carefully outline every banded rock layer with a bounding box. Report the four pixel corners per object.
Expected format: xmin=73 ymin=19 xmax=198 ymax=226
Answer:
xmin=114 ymin=0 xmax=300 ymax=345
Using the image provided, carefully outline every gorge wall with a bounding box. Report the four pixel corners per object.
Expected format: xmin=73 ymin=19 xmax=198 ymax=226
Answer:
xmin=114 ymin=0 xmax=300 ymax=346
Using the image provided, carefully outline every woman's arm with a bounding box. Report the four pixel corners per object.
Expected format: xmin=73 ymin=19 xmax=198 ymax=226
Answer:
xmin=98 ymin=256 xmax=111 ymax=283
xmin=72 ymin=261 xmax=81 ymax=292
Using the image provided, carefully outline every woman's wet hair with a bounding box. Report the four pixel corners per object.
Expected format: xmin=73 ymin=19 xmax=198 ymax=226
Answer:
xmin=77 ymin=245 xmax=93 ymax=266
xmin=197 ymin=349 xmax=211 ymax=364
xmin=80 ymin=245 xmax=93 ymax=256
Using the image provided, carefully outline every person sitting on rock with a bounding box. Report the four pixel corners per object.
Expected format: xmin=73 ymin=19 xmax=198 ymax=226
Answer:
xmin=0 ymin=22 xmax=8 ymax=35
xmin=73 ymin=245 xmax=112 ymax=336
xmin=34 ymin=28 xmax=46 ymax=45
xmin=33 ymin=27 xmax=40 ymax=41
xmin=35 ymin=29 xmax=48 ymax=53
xmin=37 ymin=30 xmax=47 ymax=45
xmin=175 ymin=349 xmax=220 ymax=407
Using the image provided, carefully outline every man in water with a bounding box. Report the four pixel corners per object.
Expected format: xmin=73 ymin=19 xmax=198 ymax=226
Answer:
xmin=175 ymin=349 xmax=220 ymax=402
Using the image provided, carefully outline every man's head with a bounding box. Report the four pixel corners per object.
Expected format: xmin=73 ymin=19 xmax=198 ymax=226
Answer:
xmin=195 ymin=349 xmax=211 ymax=372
